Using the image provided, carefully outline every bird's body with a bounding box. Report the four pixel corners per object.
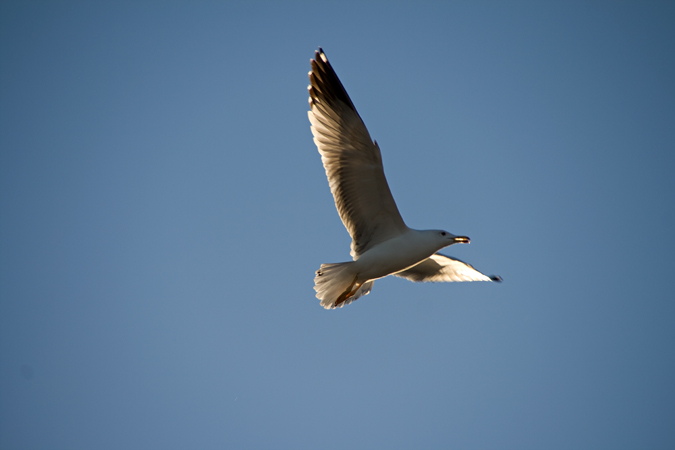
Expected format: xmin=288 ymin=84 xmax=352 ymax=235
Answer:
xmin=308 ymin=48 xmax=500 ymax=309
xmin=353 ymin=229 xmax=459 ymax=281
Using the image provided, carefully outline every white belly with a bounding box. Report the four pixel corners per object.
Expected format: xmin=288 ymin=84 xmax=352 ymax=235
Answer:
xmin=353 ymin=230 xmax=440 ymax=281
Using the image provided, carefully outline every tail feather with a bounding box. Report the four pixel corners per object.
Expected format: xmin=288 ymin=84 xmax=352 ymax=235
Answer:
xmin=314 ymin=262 xmax=374 ymax=309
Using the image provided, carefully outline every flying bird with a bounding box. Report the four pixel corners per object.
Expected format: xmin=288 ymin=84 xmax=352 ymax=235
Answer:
xmin=308 ymin=48 xmax=500 ymax=309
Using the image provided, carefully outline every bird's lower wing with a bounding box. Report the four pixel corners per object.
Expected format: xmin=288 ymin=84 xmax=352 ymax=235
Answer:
xmin=395 ymin=253 xmax=502 ymax=283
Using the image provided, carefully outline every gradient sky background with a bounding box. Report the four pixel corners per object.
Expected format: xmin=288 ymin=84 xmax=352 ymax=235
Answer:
xmin=1 ymin=1 xmax=674 ymax=449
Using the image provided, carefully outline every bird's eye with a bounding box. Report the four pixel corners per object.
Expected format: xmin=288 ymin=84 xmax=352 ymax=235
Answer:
xmin=440 ymin=231 xmax=447 ymax=236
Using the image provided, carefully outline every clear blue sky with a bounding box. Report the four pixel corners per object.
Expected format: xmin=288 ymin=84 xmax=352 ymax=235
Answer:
xmin=1 ymin=1 xmax=674 ymax=449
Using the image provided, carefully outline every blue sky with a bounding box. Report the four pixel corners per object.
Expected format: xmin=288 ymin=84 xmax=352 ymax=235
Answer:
xmin=1 ymin=1 xmax=674 ymax=449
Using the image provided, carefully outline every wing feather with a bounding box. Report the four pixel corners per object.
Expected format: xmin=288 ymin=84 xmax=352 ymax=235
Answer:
xmin=308 ymin=48 xmax=408 ymax=259
xmin=395 ymin=253 xmax=502 ymax=283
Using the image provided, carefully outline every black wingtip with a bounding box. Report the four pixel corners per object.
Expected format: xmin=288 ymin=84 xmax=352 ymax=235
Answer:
xmin=490 ymin=275 xmax=503 ymax=282
xmin=308 ymin=46 xmax=358 ymax=112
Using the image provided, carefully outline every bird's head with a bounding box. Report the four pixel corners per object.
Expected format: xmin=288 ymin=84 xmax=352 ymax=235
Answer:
xmin=436 ymin=230 xmax=470 ymax=246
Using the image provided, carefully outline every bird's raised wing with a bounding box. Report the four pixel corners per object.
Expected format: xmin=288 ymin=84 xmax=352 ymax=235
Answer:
xmin=308 ymin=48 xmax=408 ymax=259
xmin=395 ymin=253 xmax=502 ymax=283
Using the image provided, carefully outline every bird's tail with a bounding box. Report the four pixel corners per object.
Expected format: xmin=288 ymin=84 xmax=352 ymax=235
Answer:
xmin=314 ymin=262 xmax=374 ymax=309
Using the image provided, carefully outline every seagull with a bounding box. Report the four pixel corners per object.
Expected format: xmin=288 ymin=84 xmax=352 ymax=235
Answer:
xmin=308 ymin=48 xmax=501 ymax=309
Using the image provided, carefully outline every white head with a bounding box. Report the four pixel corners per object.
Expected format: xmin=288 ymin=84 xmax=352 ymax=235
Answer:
xmin=427 ymin=229 xmax=470 ymax=249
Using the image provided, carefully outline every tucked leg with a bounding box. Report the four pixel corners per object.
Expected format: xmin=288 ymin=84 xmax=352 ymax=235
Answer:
xmin=334 ymin=274 xmax=361 ymax=308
